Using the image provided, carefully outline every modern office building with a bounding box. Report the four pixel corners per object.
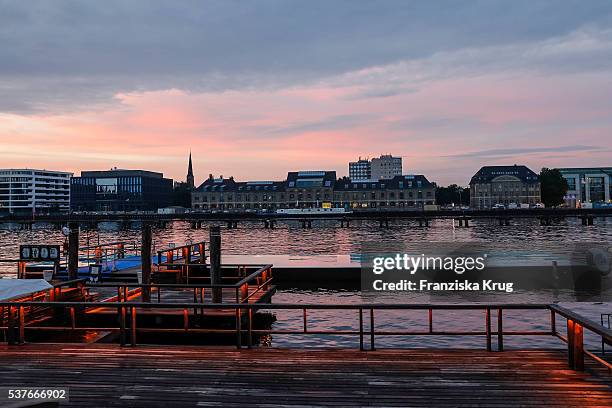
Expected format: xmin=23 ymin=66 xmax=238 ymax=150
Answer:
xmin=192 ymin=171 xmax=436 ymax=211
xmin=0 ymin=169 xmax=72 ymax=215
xmin=334 ymin=175 xmax=435 ymax=209
xmin=349 ymin=155 xmax=402 ymax=181
xmin=469 ymin=165 xmax=541 ymax=209
xmin=70 ymin=169 xmax=173 ymax=212
xmin=557 ymin=167 xmax=612 ymax=208
xmin=349 ymin=158 xmax=371 ymax=181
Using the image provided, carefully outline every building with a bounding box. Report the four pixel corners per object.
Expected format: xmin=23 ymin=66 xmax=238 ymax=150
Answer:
xmin=70 ymin=169 xmax=173 ymax=212
xmin=557 ymin=167 xmax=612 ymax=208
xmin=469 ymin=165 xmax=541 ymax=209
xmin=371 ymin=155 xmax=403 ymax=180
xmin=192 ymin=175 xmax=286 ymax=211
xmin=349 ymin=155 xmax=402 ymax=181
xmin=192 ymin=171 xmax=436 ymax=211
xmin=349 ymin=158 xmax=371 ymax=181
xmin=285 ymin=171 xmax=336 ymax=208
xmin=0 ymin=169 xmax=72 ymax=215
xmin=334 ymin=175 xmax=435 ymax=209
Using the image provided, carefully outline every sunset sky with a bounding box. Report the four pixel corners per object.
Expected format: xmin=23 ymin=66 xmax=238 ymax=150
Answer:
xmin=1 ymin=1 xmax=612 ymax=186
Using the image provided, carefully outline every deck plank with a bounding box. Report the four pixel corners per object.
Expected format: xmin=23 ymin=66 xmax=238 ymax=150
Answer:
xmin=0 ymin=344 xmax=610 ymax=407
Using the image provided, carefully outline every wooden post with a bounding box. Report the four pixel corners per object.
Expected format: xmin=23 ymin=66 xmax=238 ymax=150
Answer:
xmin=68 ymin=221 xmax=79 ymax=281
xmin=210 ymin=226 xmax=222 ymax=303
xmin=141 ymin=223 xmax=152 ymax=302
xmin=573 ymin=323 xmax=584 ymax=371
xmin=486 ymin=308 xmax=492 ymax=352
xmin=567 ymin=319 xmax=575 ymax=369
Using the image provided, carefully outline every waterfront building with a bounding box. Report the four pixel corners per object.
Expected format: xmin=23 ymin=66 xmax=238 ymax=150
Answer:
xmin=285 ymin=171 xmax=336 ymax=208
xmin=349 ymin=154 xmax=403 ymax=181
xmin=469 ymin=165 xmax=541 ymax=209
xmin=0 ymin=169 xmax=72 ymax=215
xmin=192 ymin=171 xmax=435 ymax=211
xmin=70 ymin=169 xmax=173 ymax=212
xmin=557 ymin=167 xmax=612 ymax=208
xmin=192 ymin=175 xmax=286 ymax=211
xmin=334 ymin=175 xmax=435 ymax=209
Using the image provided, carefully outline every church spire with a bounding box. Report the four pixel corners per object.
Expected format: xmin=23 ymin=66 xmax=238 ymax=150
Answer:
xmin=186 ymin=151 xmax=194 ymax=188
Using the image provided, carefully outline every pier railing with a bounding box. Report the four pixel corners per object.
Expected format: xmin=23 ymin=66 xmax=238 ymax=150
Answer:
xmin=0 ymin=302 xmax=610 ymax=373
xmin=85 ymin=264 xmax=274 ymax=305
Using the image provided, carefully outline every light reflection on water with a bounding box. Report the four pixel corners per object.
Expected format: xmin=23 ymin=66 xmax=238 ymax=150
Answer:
xmin=1 ymin=218 xmax=611 ymax=349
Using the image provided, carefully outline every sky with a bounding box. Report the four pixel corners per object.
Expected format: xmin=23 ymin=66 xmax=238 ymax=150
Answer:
xmin=1 ymin=0 xmax=612 ymax=186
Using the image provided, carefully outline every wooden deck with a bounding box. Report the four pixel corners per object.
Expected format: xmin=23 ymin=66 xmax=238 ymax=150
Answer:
xmin=0 ymin=344 xmax=611 ymax=407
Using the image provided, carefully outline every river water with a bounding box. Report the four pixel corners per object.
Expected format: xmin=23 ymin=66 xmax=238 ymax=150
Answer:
xmin=1 ymin=217 xmax=611 ymax=349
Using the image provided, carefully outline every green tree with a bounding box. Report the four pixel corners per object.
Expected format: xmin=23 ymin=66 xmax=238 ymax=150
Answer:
xmin=540 ymin=168 xmax=568 ymax=207
xmin=435 ymin=184 xmax=470 ymax=206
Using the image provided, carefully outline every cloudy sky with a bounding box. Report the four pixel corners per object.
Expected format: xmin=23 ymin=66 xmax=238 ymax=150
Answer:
xmin=1 ymin=0 xmax=612 ymax=185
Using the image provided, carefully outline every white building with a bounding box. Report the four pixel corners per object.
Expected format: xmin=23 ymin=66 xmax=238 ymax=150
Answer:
xmin=371 ymin=155 xmax=403 ymax=180
xmin=0 ymin=169 xmax=72 ymax=214
xmin=349 ymin=155 xmax=403 ymax=181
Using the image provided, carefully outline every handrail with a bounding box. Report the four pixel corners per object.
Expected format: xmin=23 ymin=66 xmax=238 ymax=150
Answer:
xmin=550 ymin=304 xmax=612 ymax=343
xmin=1 ymin=301 xmax=610 ymax=373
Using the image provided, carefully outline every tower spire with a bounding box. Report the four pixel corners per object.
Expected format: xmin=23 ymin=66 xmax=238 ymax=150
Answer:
xmin=186 ymin=151 xmax=194 ymax=188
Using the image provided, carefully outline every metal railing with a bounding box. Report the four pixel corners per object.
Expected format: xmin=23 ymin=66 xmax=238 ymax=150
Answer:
xmin=0 ymin=301 xmax=610 ymax=373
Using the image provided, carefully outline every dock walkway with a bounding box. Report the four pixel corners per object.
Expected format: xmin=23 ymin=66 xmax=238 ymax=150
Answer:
xmin=1 ymin=344 xmax=611 ymax=407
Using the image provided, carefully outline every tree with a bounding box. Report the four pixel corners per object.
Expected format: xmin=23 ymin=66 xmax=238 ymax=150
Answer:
xmin=435 ymin=184 xmax=470 ymax=206
xmin=540 ymin=168 xmax=568 ymax=207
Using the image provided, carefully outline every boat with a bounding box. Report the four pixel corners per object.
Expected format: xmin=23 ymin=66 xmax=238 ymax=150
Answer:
xmin=275 ymin=207 xmax=351 ymax=214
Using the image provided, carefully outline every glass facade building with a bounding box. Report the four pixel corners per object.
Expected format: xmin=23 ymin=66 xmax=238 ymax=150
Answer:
xmin=558 ymin=167 xmax=612 ymax=208
xmin=70 ymin=169 xmax=173 ymax=211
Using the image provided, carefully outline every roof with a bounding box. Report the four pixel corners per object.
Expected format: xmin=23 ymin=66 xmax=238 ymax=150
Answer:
xmin=80 ymin=169 xmax=165 ymax=179
xmin=286 ymin=170 xmax=336 ymax=189
xmin=334 ymin=175 xmax=434 ymax=191
xmin=469 ymin=165 xmax=539 ymax=185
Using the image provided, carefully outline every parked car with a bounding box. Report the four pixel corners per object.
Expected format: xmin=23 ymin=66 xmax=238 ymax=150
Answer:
xmin=532 ymin=203 xmax=545 ymax=209
xmin=492 ymin=204 xmax=505 ymax=210
xmin=507 ymin=203 xmax=519 ymax=209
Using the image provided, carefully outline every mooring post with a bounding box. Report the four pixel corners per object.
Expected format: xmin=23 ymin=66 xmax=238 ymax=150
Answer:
xmin=68 ymin=221 xmax=79 ymax=282
xmin=141 ymin=223 xmax=152 ymax=302
xmin=210 ymin=226 xmax=222 ymax=303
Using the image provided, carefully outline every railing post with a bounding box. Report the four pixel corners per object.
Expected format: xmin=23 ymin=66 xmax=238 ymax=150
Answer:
xmin=7 ymin=305 xmax=15 ymax=345
xmin=497 ymin=308 xmax=504 ymax=352
xmin=370 ymin=308 xmax=375 ymax=351
xmin=18 ymin=306 xmax=25 ymax=345
xmin=131 ymin=307 xmax=137 ymax=347
xmin=141 ymin=223 xmax=152 ymax=302
xmin=428 ymin=308 xmax=433 ymax=333
xmin=567 ymin=319 xmax=575 ymax=369
xmin=70 ymin=307 xmax=76 ymax=330
xmin=359 ymin=308 xmax=364 ymax=351
xmin=486 ymin=308 xmax=492 ymax=352
xmin=119 ymin=305 xmax=126 ymax=347
xmin=551 ymin=309 xmax=556 ymax=335
xmin=248 ymin=308 xmax=253 ymax=349
xmin=303 ymin=308 xmax=307 ymax=333
xmin=210 ymin=226 xmax=222 ymax=303
xmin=573 ymin=323 xmax=584 ymax=371
xmin=236 ymin=308 xmax=242 ymax=349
